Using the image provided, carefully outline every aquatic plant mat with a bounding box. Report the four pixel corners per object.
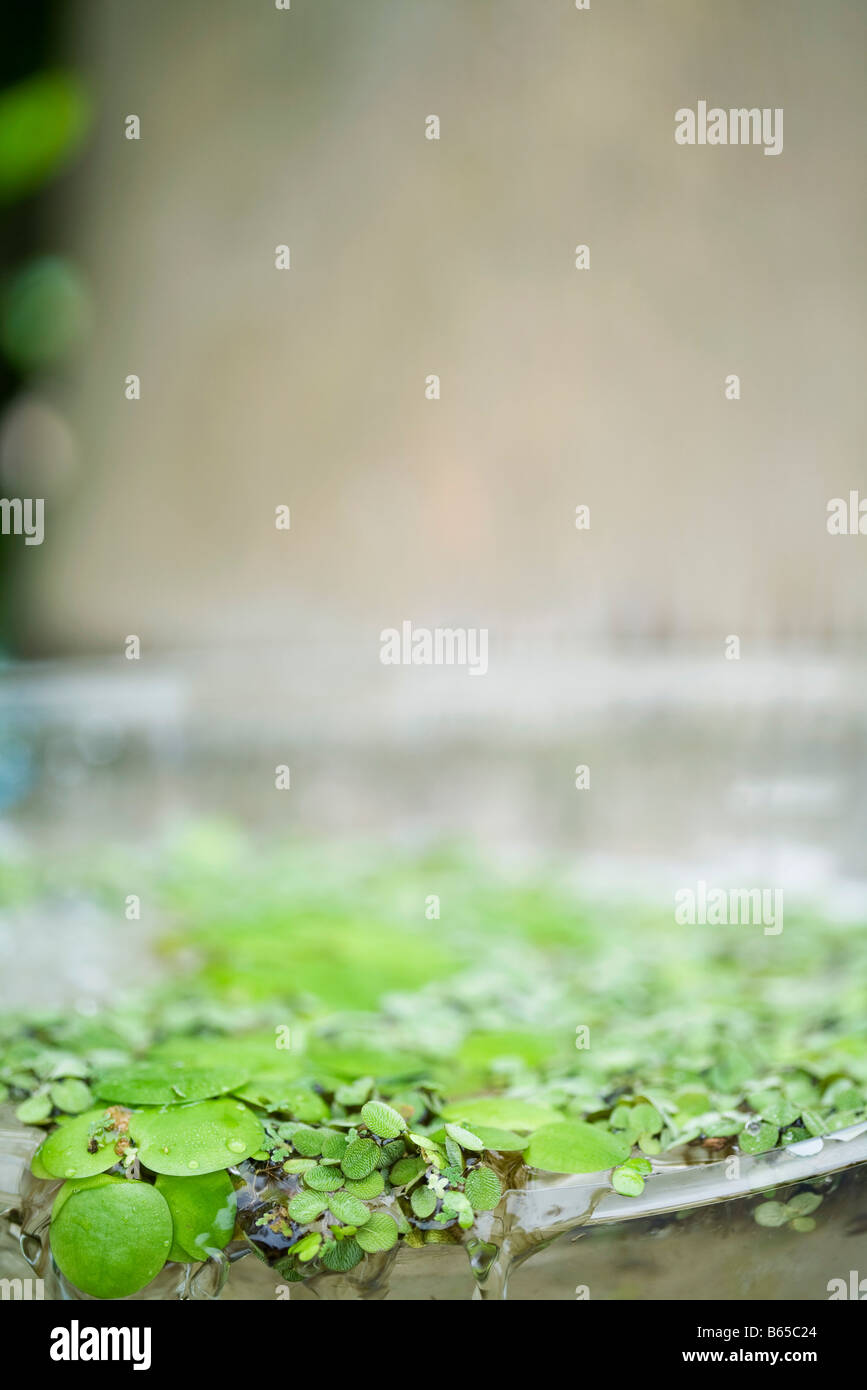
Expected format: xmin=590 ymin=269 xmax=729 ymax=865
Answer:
xmin=1 ymin=830 xmax=866 ymax=1301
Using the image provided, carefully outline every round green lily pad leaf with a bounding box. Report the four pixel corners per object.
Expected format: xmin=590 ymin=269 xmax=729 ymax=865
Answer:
xmin=800 ymin=1109 xmax=829 ymax=1138
xmin=95 ymin=1063 xmax=247 ymax=1107
xmin=341 ymin=1137 xmax=379 ymax=1180
xmin=360 ymin=1101 xmax=407 ymax=1139
xmin=130 ymin=1098 xmax=263 ymax=1176
xmin=746 ymin=1091 xmax=801 ymax=1129
xmin=303 ymin=1164 xmax=345 ymax=1192
xmin=464 ymin=1165 xmax=502 ymax=1211
xmin=327 ymin=1191 xmax=371 ymax=1226
xmin=638 ymin=1133 xmax=662 ymax=1156
xmin=287 ymin=1191 xmax=329 ymax=1223
xmin=611 ymin=1165 xmax=645 ymax=1197
xmin=356 ymin=1212 xmax=398 ymax=1253
xmin=155 ymin=1171 xmax=236 ymax=1262
xmin=233 ymin=1077 xmax=329 ymax=1123
xmin=525 ymin=1121 xmax=632 ymax=1175
xmin=739 ymin=1121 xmax=780 ymax=1155
xmin=320 ymin=1236 xmax=363 ymax=1271
xmin=49 ymin=1079 xmax=93 ymax=1114
xmin=621 ymin=1155 xmax=653 ymax=1175
xmin=50 ymin=1178 xmax=172 ymax=1298
xmin=40 ymin=1107 xmax=127 ymax=1179
xmin=52 ymin=1173 xmax=121 ymax=1224
xmin=15 ymin=1093 xmax=52 ymax=1125
xmin=441 ymin=1097 xmax=561 ymax=1132
xmin=30 ymin=1143 xmax=53 ymax=1179
xmin=343 ymin=1171 xmax=385 ymax=1200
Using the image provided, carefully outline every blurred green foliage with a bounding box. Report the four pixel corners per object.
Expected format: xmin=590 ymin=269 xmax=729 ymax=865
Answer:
xmin=0 ymin=71 xmax=90 ymax=203
xmin=1 ymin=255 xmax=89 ymax=369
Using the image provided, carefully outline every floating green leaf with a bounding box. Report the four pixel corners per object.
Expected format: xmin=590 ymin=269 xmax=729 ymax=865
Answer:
xmin=130 ymin=1098 xmax=263 ymax=1176
xmin=341 ymin=1137 xmax=379 ymax=1180
xmin=620 ymin=1155 xmax=653 ymax=1175
xmin=50 ymin=1178 xmax=172 ymax=1298
xmin=445 ymin=1122 xmax=484 ymax=1152
xmin=49 ymin=1079 xmax=93 ymax=1114
xmin=155 ymin=1171 xmax=236 ymax=1262
xmin=390 ymin=1155 xmax=426 ymax=1186
xmin=525 ymin=1122 xmax=632 ymax=1174
xmin=303 ymin=1164 xmax=346 ymax=1193
xmin=611 ymin=1102 xmax=663 ymax=1141
xmin=356 ymin=1212 xmax=399 ymax=1253
xmin=611 ymin=1165 xmax=645 ymax=1197
xmin=40 ymin=1108 xmax=127 ymax=1179
xmin=287 ymin=1191 xmax=329 ymax=1223
xmin=15 ymin=1093 xmax=52 ymax=1125
xmin=327 ymin=1191 xmax=371 ymax=1226
xmin=746 ymin=1091 xmax=800 ymax=1129
xmin=800 ymin=1109 xmax=829 ymax=1138
xmin=282 ymin=1158 xmax=315 ymax=1175
xmin=360 ymin=1101 xmax=407 ymax=1139
xmin=233 ymin=1077 xmax=329 ymax=1123
xmin=320 ymin=1236 xmax=364 ymax=1271
xmin=738 ymin=1121 xmax=780 ymax=1155
xmin=291 ymin=1128 xmax=325 ymax=1157
xmin=379 ymin=1138 xmax=406 ymax=1166
xmin=467 ymin=1126 xmax=527 ymax=1152
xmin=408 ymin=1132 xmax=448 ymax=1167
xmin=343 ymin=1171 xmax=385 ymax=1200
xmin=637 ymin=1133 xmax=662 ymax=1156
xmin=294 ymin=1231 xmax=322 ymax=1262
xmin=410 ymin=1185 xmax=437 ymax=1218
xmin=52 ymin=1172 xmax=119 ymax=1223
xmin=464 ymin=1166 xmax=502 ymax=1211
xmin=30 ymin=1144 xmax=53 ymax=1179
xmin=95 ymin=1063 xmax=246 ymax=1107
xmin=320 ymin=1132 xmax=349 ymax=1161
xmin=444 ymin=1137 xmax=464 ymax=1170
xmin=441 ymin=1098 xmax=561 ymax=1132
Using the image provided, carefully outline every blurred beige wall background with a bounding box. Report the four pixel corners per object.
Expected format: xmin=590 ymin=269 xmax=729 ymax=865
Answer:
xmin=23 ymin=0 xmax=867 ymax=653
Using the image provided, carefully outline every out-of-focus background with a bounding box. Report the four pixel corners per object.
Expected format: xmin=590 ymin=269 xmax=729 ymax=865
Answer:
xmin=0 ymin=0 xmax=866 ymax=1006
